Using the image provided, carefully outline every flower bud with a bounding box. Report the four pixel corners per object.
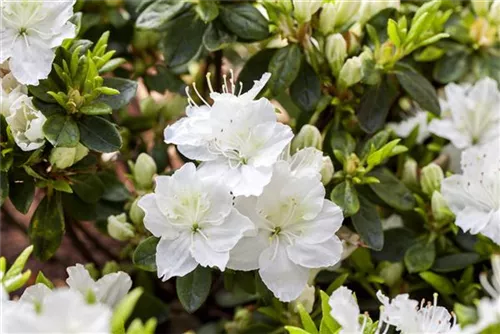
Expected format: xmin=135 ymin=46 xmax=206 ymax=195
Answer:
xmin=129 ymin=197 xmax=145 ymax=226
xmin=319 ymin=1 xmax=360 ymax=34
xmin=431 ymin=191 xmax=455 ymax=222
xmin=490 ymin=0 xmax=500 ymax=24
xmin=49 ymin=143 xmax=89 ymax=169
xmin=420 ymin=163 xmax=444 ymax=195
xmin=84 ymin=263 xmax=100 ymax=281
xmin=293 ymin=0 xmax=321 ymax=24
xmin=102 ymin=261 xmax=120 ymax=275
xmin=359 ymin=0 xmax=400 ymax=24
xmin=320 ymin=156 xmax=334 ymax=185
xmin=472 ymin=0 xmax=491 ymax=16
xmin=325 ymin=33 xmax=347 ymax=77
xmin=401 ymin=158 xmax=418 ymax=188
xmin=132 ymin=29 xmax=160 ymax=51
xmin=469 ymin=17 xmax=496 ymax=47
xmin=338 ymin=56 xmax=363 ymax=88
xmin=291 ymin=284 xmax=315 ymax=313
xmin=107 ymin=213 xmax=135 ymax=241
xmin=291 ymin=125 xmax=322 ymax=153
xmin=345 ymin=153 xmax=360 ymax=175
xmin=378 ymin=261 xmax=404 ymax=287
xmin=134 ymin=153 xmax=157 ymax=190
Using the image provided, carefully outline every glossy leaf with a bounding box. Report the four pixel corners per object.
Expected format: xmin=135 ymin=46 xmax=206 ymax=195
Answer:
xmin=176 ymin=266 xmax=212 ymax=313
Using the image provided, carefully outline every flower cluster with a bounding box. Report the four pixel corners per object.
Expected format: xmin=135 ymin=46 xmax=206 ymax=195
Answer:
xmin=1 ymin=264 xmax=131 ymax=333
xmin=142 ymin=73 xmax=344 ymax=302
xmin=0 ymin=62 xmax=46 ymax=151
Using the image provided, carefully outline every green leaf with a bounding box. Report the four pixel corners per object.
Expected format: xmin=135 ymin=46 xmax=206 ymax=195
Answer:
xmin=297 ymin=303 xmax=318 ymax=334
xmin=433 ymin=51 xmax=470 ymax=83
xmin=9 ymin=170 xmax=35 ymax=214
xmin=0 ymin=172 xmax=9 ymax=207
xmin=133 ymin=237 xmax=159 ymax=272
xmin=80 ymin=102 xmax=112 ymax=115
xmin=290 ymin=61 xmax=321 ymax=114
xmin=79 ymin=116 xmax=122 ymax=153
xmin=70 ymin=174 xmax=105 ymax=204
xmin=285 ymin=327 xmax=310 ymax=334
xmin=99 ymin=172 xmax=130 ymax=202
xmin=319 ymin=290 xmax=340 ymax=334
xmin=368 ymin=168 xmax=416 ymax=211
xmin=176 ymin=266 xmax=212 ymax=313
xmin=351 ymin=196 xmax=384 ymax=251
xmin=419 ymin=271 xmax=454 ymax=296
xmin=196 ymin=0 xmax=219 ymax=23
xmin=359 ymin=130 xmax=390 ymax=160
xmin=62 ymin=193 xmax=97 ymax=221
xmin=404 ymin=239 xmax=436 ymax=273
xmin=387 ymin=19 xmax=401 ymax=46
xmin=394 ymin=63 xmax=440 ymax=115
xmin=330 ymin=181 xmax=360 ymax=217
xmin=326 ymin=273 xmax=349 ymax=295
xmin=330 ymin=131 xmax=356 ymax=155
xmin=268 ymin=44 xmax=302 ymax=96
xmin=135 ymin=1 xmax=189 ymax=30
xmin=432 ymin=253 xmax=481 ymax=273
xmin=373 ymin=228 xmax=416 ymax=262
xmin=99 ymin=58 xmax=126 ymax=74
xmin=356 ymin=76 xmax=399 ymax=133
xmin=29 ymin=193 xmax=65 ymax=261
xmin=160 ymin=11 xmax=207 ymax=68
xmin=202 ymin=21 xmax=237 ymax=52
xmin=43 ymin=114 xmax=80 ymax=147
xmin=28 ymin=77 xmax=61 ymax=103
xmin=112 ymin=287 xmax=144 ymax=334
xmin=144 ymin=66 xmax=185 ymax=94
xmin=35 ymin=271 xmax=54 ymax=289
xmin=4 ymin=245 xmax=33 ymax=281
xmin=219 ymin=4 xmax=269 ymax=41
xmin=366 ymin=139 xmax=404 ymax=167
xmin=238 ymin=48 xmax=276 ymax=95
xmin=98 ymin=78 xmax=138 ymax=110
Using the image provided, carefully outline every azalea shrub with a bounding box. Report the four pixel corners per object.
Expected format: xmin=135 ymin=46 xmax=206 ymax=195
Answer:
xmin=1 ymin=0 xmax=500 ymax=333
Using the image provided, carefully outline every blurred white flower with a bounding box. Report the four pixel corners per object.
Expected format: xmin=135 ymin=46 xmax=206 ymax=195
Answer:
xmin=66 ymin=263 xmax=132 ymax=308
xmin=388 ymin=111 xmax=430 ymax=144
xmin=441 ymin=141 xmax=500 ymax=244
xmin=293 ymin=0 xmax=322 ymax=24
xmin=228 ymin=161 xmax=344 ymax=302
xmin=429 ymin=77 xmax=500 ymax=150
xmin=0 ymin=0 xmax=76 ymax=85
xmin=358 ymin=0 xmax=400 ymax=24
xmin=5 ymin=94 xmax=46 ymax=151
xmin=3 ymin=288 xmax=111 ymax=333
xmin=377 ymin=291 xmax=457 ymax=333
xmin=165 ymin=72 xmax=293 ymax=197
xmin=329 ymin=286 xmax=364 ymax=334
xmin=292 ymin=284 xmax=316 ymax=314
xmin=138 ymin=163 xmax=253 ymax=281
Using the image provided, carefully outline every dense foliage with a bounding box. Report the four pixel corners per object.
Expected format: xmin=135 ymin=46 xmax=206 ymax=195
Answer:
xmin=1 ymin=0 xmax=500 ymax=333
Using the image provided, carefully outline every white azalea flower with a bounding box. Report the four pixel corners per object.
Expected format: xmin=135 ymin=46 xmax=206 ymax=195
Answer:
xmin=3 ymin=288 xmax=111 ymax=334
xmin=227 ymin=161 xmax=344 ymax=302
xmin=280 ymin=146 xmax=324 ymax=179
xmin=329 ymin=286 xmax=364 ymax=334
xmin=387 ymin=110 xmax=430 ymax=144
xmin=441 ymin=141 xmax=500 ymax=244
xmin=138 ymin=163 xmax=253 ymax=281
xmin=165 ymin=72 xmax=293 ymax=196
xmin=1 ymin=64 xmax=27 ymax=118
xmin=4 ymin=94 xmax=46 ymax=151
xmin=377 ymin=291 xmax=458 ymax=333
xmin=66 ymin=263 xmax=132 ymax=308
xmin=429 ymin=77 xmax=500 ymax=150
xmin=0 ymin=0 xmax=76 ymax=85
xmin=358 ymin=0 xmax=400 ymax=23
xmin=19 ymin=283 xmax=52 ymax=306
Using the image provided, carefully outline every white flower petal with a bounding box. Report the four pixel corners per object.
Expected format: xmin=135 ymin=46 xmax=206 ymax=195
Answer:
xmin=66 ymin=264 xmax=96 ymax=296
xmin=156 ymin=233 xmax=198 ymax=281
xmin=95 ymin=272 xmax=132 ymax=308
xmin=328 ymin=286 xmax=361 ymax=333
xmin=191 ymin=233 xmax=230 ymax=270
xmin=19 ymin=283 xmax=52 ymax=305
xmin=258 ymin=240 xmax=309 ymax=302
xmin=227 ymin=230 xmax=270 ymax=271
xmin=287 ymin=236 xmax=343 ymax=268
xmin=138 ymin=193 xmax=179 ymax=239
xmin=202 ymin=208 xmax=254 ymax=252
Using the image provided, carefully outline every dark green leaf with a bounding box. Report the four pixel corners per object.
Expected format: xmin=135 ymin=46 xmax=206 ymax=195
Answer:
xmin=145 ymin=66 xmax=185 ymax=94
xmin=330 ymin=131 xmax=356 ymax=155
xmin=43 ymin=114 xmax=80 ymax=147
xmin=432 ymin=253 xmax=481 ymax=273
xmin=9 ymin=170 xmax=35 ymax=214
xmin=203 ymin=21 xmax=237 ymax=52
xmin=330 ymin=181 xmax=360 ymax=217
xmin=79 ymin=116 xmax=122 ymax=153
xmin=133 ymin=237 xmax=160 ymax=272
xmin=0 ymin=172 xmax=8 ymax=206
xmin=356 ymin=76 xmax=399 ymax=133
xmin=351 ymin=196 xmax=384 ymax=251
xmin=28 ymin=78 xmax=61 ymax=103
xmin=176 ymin=266 xmax=212 ymax=313
xmin=433 ymin=52 xmax=470 ymax=84
xmin=160 ymin=11 xmax=207 ymax=68
xmin=219 ymin=4 xmax=269 ymax=41
xmin=129 ymin=291 xmax=170 ymax=325
xmin=368 ymin=168 xmax=416 ymax=211
xmin=419 ymin=271 xmax=455 ymax=295
xmin=196 ymin=0 xmax=219 ymax=23
xmin=290 ymin=61 xmax=321 ymax=114
xmin=29 ymin=193 xmax=65 ymax=261
xmin=99 ymin=172 xmax=130 ymax=202
xmin=33 ymin=99 xmax=66 ymax=118
xmin=61 ymin=193 xmax=97 ymax=221
xmin=80 ymin=102 xmax=112 ymax=116
xmin=268 ymin=44 xmax=302 ymax=95
xmin=135 ymin=1 xmax=189 ymax=30
xmin=98 ymin=78 xmax=138 ymax=110
xmin=373 ymin=228 xmax=416 ymax=262
xmin=404 ymin=239 xmax=435 ymax=273
xmin=238 ymin=48 xmax=277 ymax=95
xmin=394 ymin=62 xmax=440 ymax=115
xmin=70 ymin=174 xmax=105 ymax=204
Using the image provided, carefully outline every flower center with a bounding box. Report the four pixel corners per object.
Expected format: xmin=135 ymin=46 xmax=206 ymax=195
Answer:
xmin=191 ymin=223 xmax=200 ymax=233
